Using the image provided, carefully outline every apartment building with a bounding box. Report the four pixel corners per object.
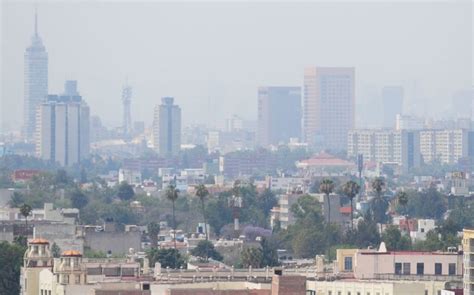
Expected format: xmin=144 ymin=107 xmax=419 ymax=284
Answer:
xmin=419 ymin=129 xmax=468 ymax=164
xmin=463 ymin=229 xmax=474 ymax=295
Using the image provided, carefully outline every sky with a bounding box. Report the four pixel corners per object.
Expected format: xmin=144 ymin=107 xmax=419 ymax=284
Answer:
xmin=1 ymin=0 xmax=472 ymax=132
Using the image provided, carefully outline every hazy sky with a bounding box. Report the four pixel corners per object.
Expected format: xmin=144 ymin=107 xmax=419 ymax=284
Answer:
xmin=1 ymin=1 xmax=472 ymax=132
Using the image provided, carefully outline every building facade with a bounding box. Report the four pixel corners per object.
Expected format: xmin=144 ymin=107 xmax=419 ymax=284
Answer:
xmin=463 ymin=229 xmax=474 ymax=295
xmin=152 ymin=97 xmax=181 ymax=155
xmin=419 ymin=129 xmax=468 ymax=164
xmin=347 ymin=129 xmax=421 ymax=172
xmin=257 ymin=86 xmax=301 ymax=146
xmin=36 ymin=81 xmax=90 ymax=167
xmin=303 ymin=67 xmax=355 ymax=151
xmin=24 ymin=11 xmax=48 ymax=142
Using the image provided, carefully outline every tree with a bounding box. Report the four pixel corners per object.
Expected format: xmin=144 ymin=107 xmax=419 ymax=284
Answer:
xmin=260 ymin=237 xmax=279 ymax=267
xmin=147 ymin=222 xmax=160 ymax=248
xmin=51 ymin=242 xmax=61 ymax=258
xmin=0 ymin=241 xmax=26 ymax=295
xmin=165 ymin=184 xmax=179 ymax=251
xmin=396 ymin=191 xmax=408 ymax=216
xmin=70 ymin=189 xmax=88 ymax=209
xmin=240 ymin=247 xmax=263 ymax=268
xmin=19 ymin=203 xmax=32 ymax=237
xmin=117 ymin=182 xmax=135 ymax=201
xmin=320 ymin=179 xmax=335 ymax=224
xmin=342 ymin=181 xmax=360 ymax=230
xmin=195 ymin=184 xmax=210 ymax=240
xmin=381 ymin=225 xmax=411 ymax=251
xmin=147 ymin=248 xmax=186 ymax=269
xmin=190 ymin=240 xmax=223 ymax=261
xmin=371 ymin=177 xmax=388 ymax=232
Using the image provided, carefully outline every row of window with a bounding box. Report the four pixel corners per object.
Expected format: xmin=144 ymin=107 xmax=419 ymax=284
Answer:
xmin=394 ymin=262 xmax=456 ymax=275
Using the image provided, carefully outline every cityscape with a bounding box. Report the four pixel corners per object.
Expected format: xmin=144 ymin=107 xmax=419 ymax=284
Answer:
xmin=1 ymin=1 xmax=474 ymax=295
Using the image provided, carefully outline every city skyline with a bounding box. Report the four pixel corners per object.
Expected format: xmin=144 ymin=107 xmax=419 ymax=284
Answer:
xmin=1 ymin=1 xmax=472 ymax=133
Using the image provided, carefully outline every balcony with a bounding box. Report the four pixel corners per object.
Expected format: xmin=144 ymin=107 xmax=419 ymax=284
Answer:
xmin=374 ymin=273 xmax=462 ymax=281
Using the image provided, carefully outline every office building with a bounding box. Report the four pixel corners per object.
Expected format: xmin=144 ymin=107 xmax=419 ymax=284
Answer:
xmin=348 ymin=129 xmax=421 ymax=172
xmin=463 ymin=228 xmax=474 ymax=295
xmin=257 ymin=86 xmax=301 ymax=146
xmin=382 ymin=86 xmax=403 ymax=128
xmin=36 ymin=81 xmax=90 ymax=167
xmin=419 ymin=129 xmax=468 ymax=164
xmin=23 ymin=10 xmax=48 ymax=142
xmin=152 ymin=97 xmax=181 ymax=155
xmin=396 ymin=114 xmax=425 ymax=130
xmin=303 ymin=67 xmax=355 ymax=151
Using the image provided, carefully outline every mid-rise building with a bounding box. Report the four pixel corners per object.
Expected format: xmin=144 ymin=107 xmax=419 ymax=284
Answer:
xmin=396 ymin=114 xmax=425 ymax=130
xmin=23 ymin=10 xmax=48 ymax=142
xmin=382 ymin=86 xmax=403 ymax=128
xmin=419 ymin=129 xmax=468 ymax=164
xmin=347 ymin=129 xmax=421 ymax=172
xmin=36 ymin=81 xmax=90 ymax=167
xmin=257 ymin=86 xmax=301 ymax=146
xmin=463 ymin=228 xmax=474 ymax=295
xmin=152 ymin=97 xmax=181 ymax=155
xmin=303 ymin=67 xmax=355 ymax=151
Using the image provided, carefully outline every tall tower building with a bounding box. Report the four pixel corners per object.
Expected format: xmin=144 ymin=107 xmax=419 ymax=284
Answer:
xmin=36 ymin=81 xmax=90 ymax=167
xmin=24 ymin=9 xmax=48 ymax=142
xmin=257 ymin=86 xmax=301 ymax=146
xmin=303 ymin=67 xmax=355 ymax=151
xmin=122 ymin=83 xmax=132 ymax=138
xmin=382 ymin=86 xmax=403 ymax=128
xmin=153 ymin=97 xmax=181 ymax=155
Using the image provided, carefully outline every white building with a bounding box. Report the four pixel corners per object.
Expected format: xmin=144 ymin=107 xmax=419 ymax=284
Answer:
xmin=347 ymin=129 xmax=420 ymax=172
xmin=36 ymin=81 xmax=90 ymax=167
xmin=118 ymin=168 xmax=142 ymax=185
xmin=152 ymin=97 xmax=181 ymax=155
xmin=410 ymin=219 xmax=436 ymax=241
xmin=419 ymin=129 xmax=468 ymax=164
xmin=396 ymin=114 xmax=425 ymax=131
xmin=463 ymin=229 xmax=474 ymax=295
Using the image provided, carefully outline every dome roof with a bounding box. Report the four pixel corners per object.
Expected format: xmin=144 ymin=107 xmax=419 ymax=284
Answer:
xmin=30 ymin=238 xmax=49 ymax=245
xmin=61 ymin=250 xmax=82 ymax=257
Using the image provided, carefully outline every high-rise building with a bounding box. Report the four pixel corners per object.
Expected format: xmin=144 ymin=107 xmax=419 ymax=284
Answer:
xmin=382 ymin=86 xmax=403 ymax=128
xmin=257 ymin=86 xmax=301 ymax=146
xmin=24 ymin=10 xmax=48 ymax=142
xmin=419 ymin=129 xmax=468 ymax=164
xmin=122 ymin=84 xmax=132 ymax=138
xmin=303 ymin=67 xmax=355 ymax=151
xmin=347 ymin=129 xmax=421 ymax=173
xmin=396 ymin=114 xmax=425 ymax=131
xmin=36 ymin=81 xmax=90 ymax=167
xmin=152 ymin=97 xmax=181 ymax=155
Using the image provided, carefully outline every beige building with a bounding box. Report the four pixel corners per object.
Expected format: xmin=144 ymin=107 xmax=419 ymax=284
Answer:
xmin=306 ymin=280 xmax=425 ymax=295
xmin=21 ymin=238 xmax=54 ymax=295
xmin=463 ymin=228 xmax=474 ymax=295
xmin=419 ymin=129 xmax=468 ymax=164
xmin=303 ymin=67 xmax=355 ymax=151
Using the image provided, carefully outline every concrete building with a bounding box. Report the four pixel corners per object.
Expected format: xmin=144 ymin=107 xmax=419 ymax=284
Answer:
xmin=306 ymin=280 xmax=425 ymax=295
xmin=382 ymin=86 xmax=404 ymax=129
xmin=24 ymin=10 xmax=48 ymax=142
xmin=303 ymin=67 xmax=355 ymax=151
xmin=36 ymin=81 xmax=90 ymax=167
xmin=21 ymin=238 xmax=54 ymax=295
xmin=347 ymin=129 xmax=421 ymax=173
xmin=396 ymin=114 xmax=425 ymax=131
xmin=463 ymin=228 xmax=474 ymax=295
xmin=419 ymin=129 xmax=468 ymax=164
xmin=153 ymin=97 xmax=181 ymax=155
xmin=83 ymin=223 xmax=141 ymax=255
xmin=118 ymin=168 xmax=142 ymax=186
xmin=257 ymin=86 xmax=301 ymax=146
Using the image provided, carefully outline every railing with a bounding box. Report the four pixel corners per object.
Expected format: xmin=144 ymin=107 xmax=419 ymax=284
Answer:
xmin=373 ymin=274 xmax=462 ymax=281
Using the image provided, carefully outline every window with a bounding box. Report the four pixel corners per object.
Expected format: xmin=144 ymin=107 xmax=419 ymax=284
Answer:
xmin=403 ymin=263 xmax=411 ymax=275
xmin=344 ymin=257 xmax=353 ymax=271
xmin=328 ymin=292 xmax=332 ymax=295
xmin=448 ymin=263 xmax=456 ymax=275
xmin=435 ymin=263 xmax=442 ymax=275
xmin=41 ymin=291 xmax=44 ymax=295
xmin=395 ymin=263 xmax=402 ymax=275
xmin=75 ymin=275 xmax=80 ymax=284
xmin=417 ymin=263 xmax=424 ymax=275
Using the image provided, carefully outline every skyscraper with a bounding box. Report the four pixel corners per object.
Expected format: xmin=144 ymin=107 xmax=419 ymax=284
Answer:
xmin=382 ymin=86 xmax=403 ymax=128
xmin=122 ymin=83 xmax=132 ymax=138
xmin=257 ymin=86 xmax=301 ymax=146
xmin=36 ymin=81 xmax=90 ymax=167
xmin=24 ymin=9 xmax=48 ymax=142
xmin=152 ymin=97 xmax=181 ymax=155
xmin=303 ymin=67 xmax=355 ymax=151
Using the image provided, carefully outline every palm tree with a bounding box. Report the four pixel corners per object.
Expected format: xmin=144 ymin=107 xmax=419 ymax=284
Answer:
xmin=342 ymin=181 xmax=360 ymax=230
xmin=195 ymin=184 xmax=210 ymax=241
xmin=396 ymin=191 xmax=409 ymax=216
xmin=371 ymin=177 xmax=387 ymax=233
xmin=20 ymin=203 xmax=32 ymax=237
xmin=320 ymin=179 xmax=335 ymax=224
xmin=147 ymin=222 xmax=160 ymax=248
xmin=165 ymin=184 xmax=179 ymax=251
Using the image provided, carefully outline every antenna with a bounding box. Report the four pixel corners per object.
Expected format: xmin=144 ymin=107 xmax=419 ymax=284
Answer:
xmin=34 ymin=4 xmax=38 ymax=36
